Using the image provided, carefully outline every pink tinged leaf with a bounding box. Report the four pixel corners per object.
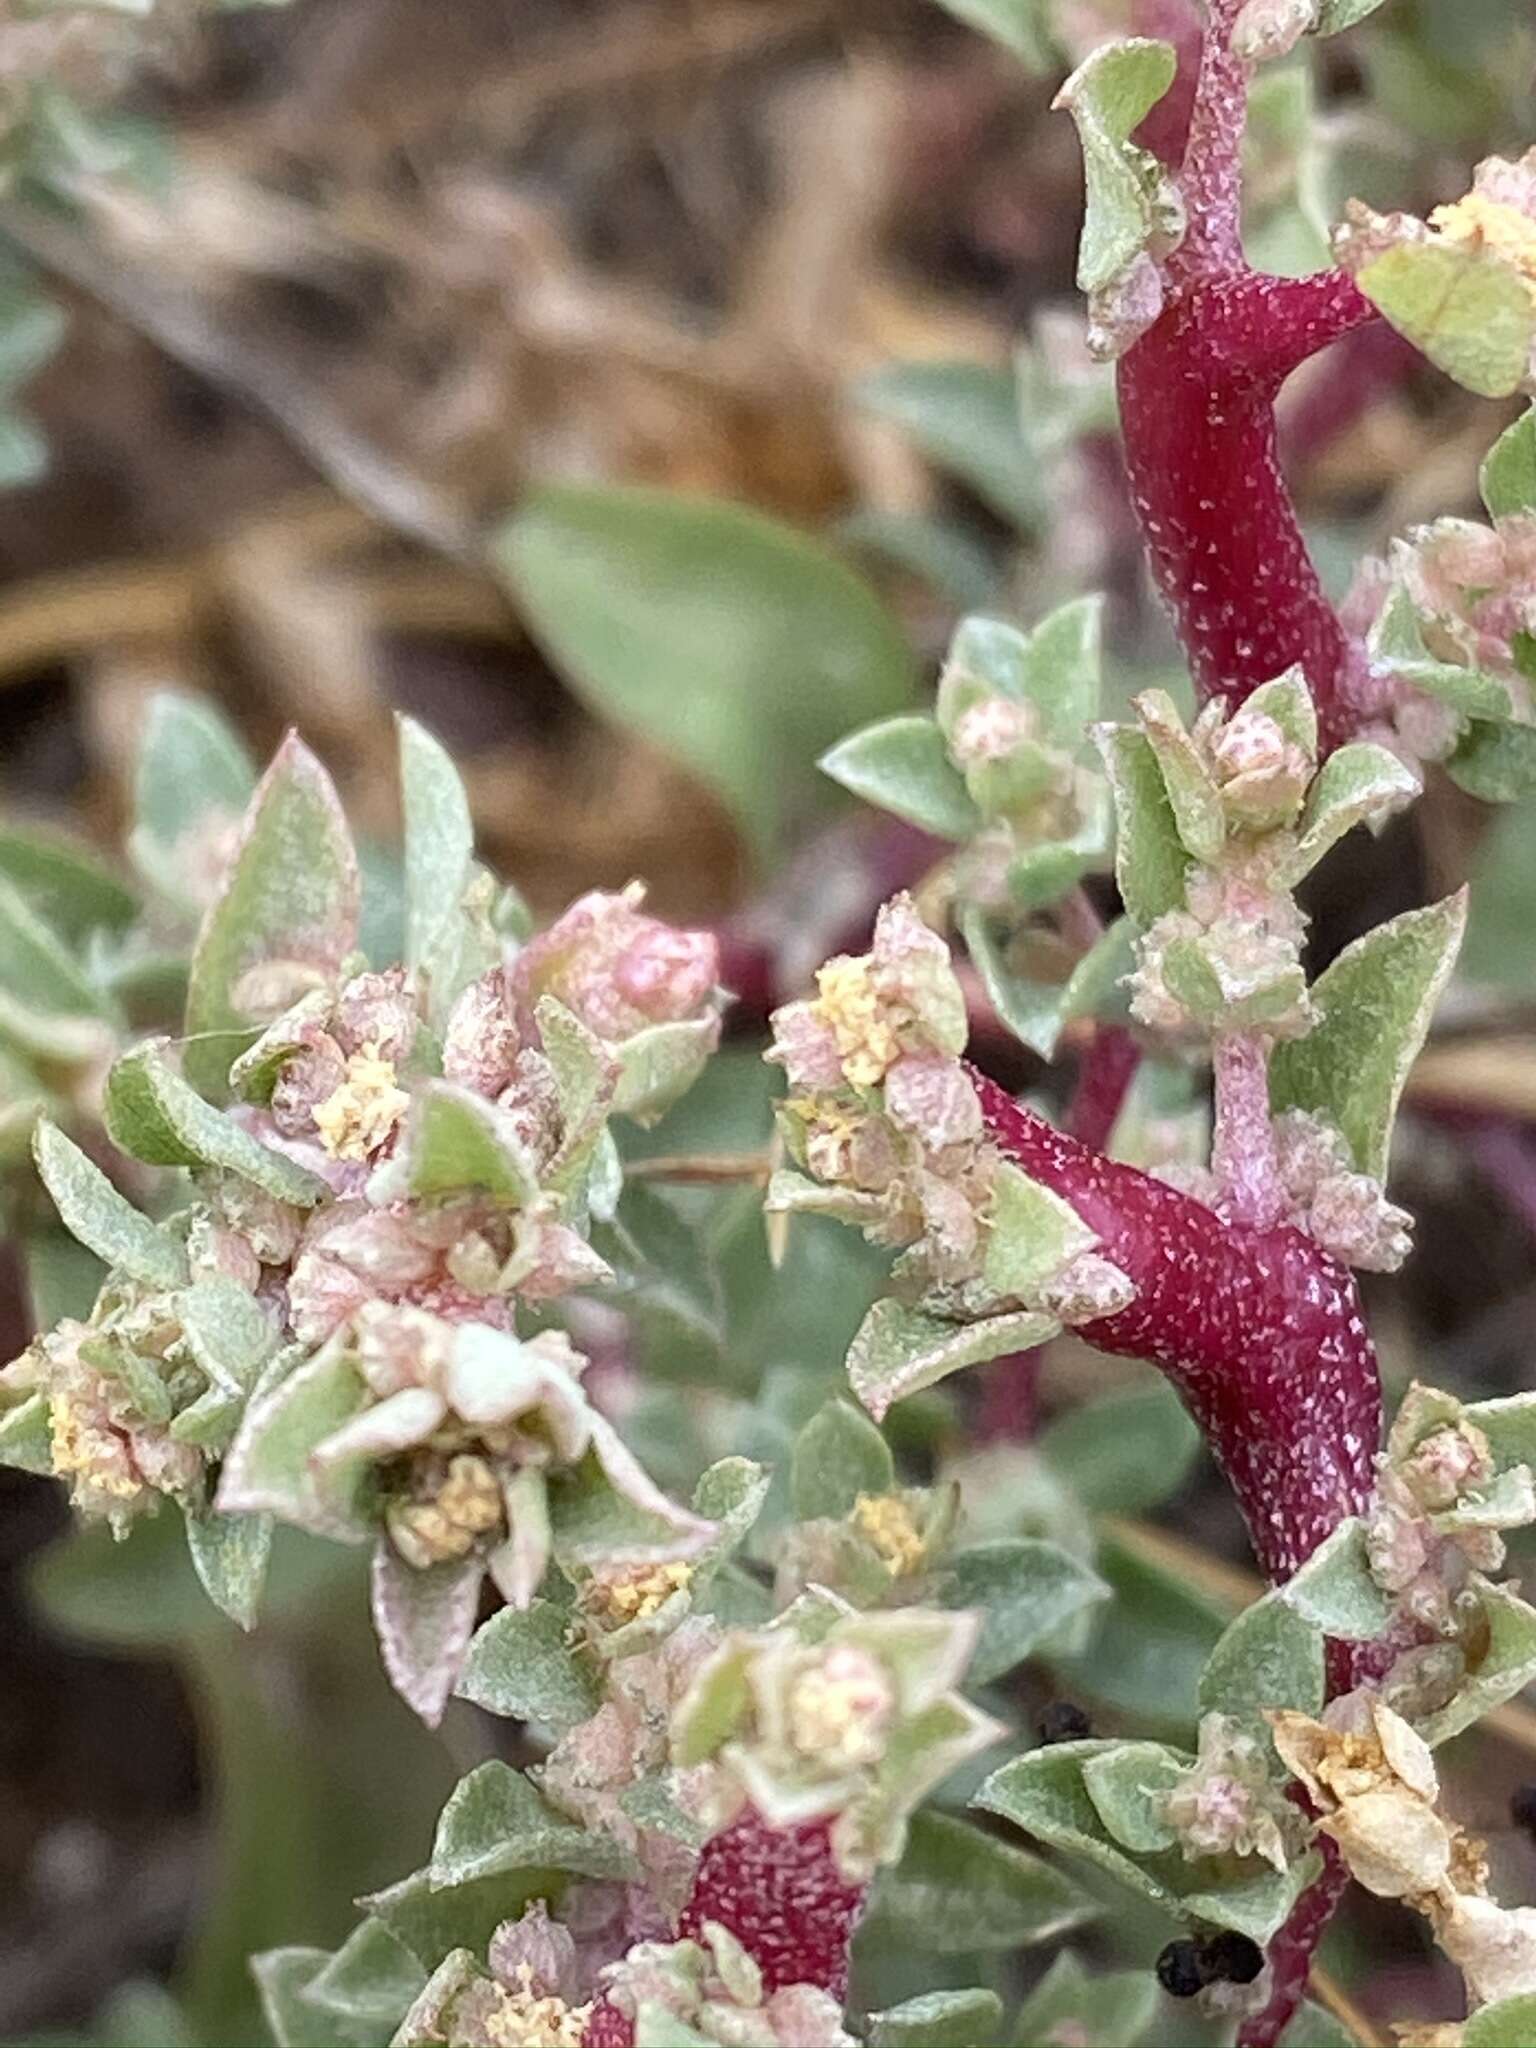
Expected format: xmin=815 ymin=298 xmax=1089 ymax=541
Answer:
xmin=310 ymin=1384 xmax=447 ymax=1466
xmin=586 ymin=1411 xmax=719 ymax=1556
xmin=370 ymin=1538 xmax=484 ymax=1726
xmin=487 ymin=1466 xmax=551 ymax=1608
xmin=185 ymin=733 xmax=361 ymax=1093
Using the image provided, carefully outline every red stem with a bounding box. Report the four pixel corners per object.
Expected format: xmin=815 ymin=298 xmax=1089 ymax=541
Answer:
xmin=976 ymin=1070 xmax=1382 ymax=2041
xmin=1066 ymin=1023 xmax=1142 ymax=1154
xmin=974 ymin=1070 xmax=1380 ymax=1581
xmin=1117 ymin=272 xmax=1379 ymax=754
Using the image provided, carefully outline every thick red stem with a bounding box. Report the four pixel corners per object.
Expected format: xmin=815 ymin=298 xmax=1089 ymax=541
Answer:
xmin=977 ymin=1072 xmax=1384 ymax=2042
xmin=1117 ymin=271 xmax=1379 ymax=755
xmin=580 ymin=1813 xmax=865 ymax=2047
xmin=680 ymin=1811 xmax=865 ymax=1996
xmin=1066 ymin=1024 xmax=1142 ymax=1154
xmin=975 ymin=1070 xmax=1379 ymax=1584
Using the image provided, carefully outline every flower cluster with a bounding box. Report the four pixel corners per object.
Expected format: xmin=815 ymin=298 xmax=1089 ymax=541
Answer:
xmin=767 ymin=893 xmax=1130 ymax=1326
xmin=671 ymin=1602 xmax=999 ymax=1881
xmin=586 ymin=1922 xmax=855 ymax=2048
xmin=1365 ymin=1384 xmax=1536 ymax=1642
xmin=1161 ymin=1712 xmax=1301 ymax=1875
xmin=1272 ymin=1700 xmax=1536 ymax=2014
xmin=395 ymin=1905 xmax=591 ymax=2048
xmin=0 ymin=727 xmax=727 ymax=1721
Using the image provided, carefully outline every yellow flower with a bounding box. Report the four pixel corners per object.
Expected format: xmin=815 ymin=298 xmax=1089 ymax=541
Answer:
xmin=1430 ymin=192 xmax=1536 ymax=291
xmin=586 ymin=1560 xmax=694 ymax=1626
xmin=813 ymin=958 xmax=901 ymax=1090
xmin=852 ymin=1493 xmax=927 ymax=1576
xmin=312 ymin=1043 xmax=409 ymax=1161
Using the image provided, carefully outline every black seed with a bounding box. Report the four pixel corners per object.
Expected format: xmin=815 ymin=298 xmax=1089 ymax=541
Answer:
xmin=1198 ymin=1931 xmax=1265 ymax=1986
xmin=1155 ymin=1939 xmax=1206 ymax=1999
xmin=1511 ymin=1783 xmax=1536 ymax=1835
xmin=1036 ymin=1700 xmax=1093 ymax=1744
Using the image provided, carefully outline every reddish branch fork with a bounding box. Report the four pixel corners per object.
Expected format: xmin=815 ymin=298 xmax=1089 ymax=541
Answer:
xmin=1120 ymin=0 xmax=1381 ymax=754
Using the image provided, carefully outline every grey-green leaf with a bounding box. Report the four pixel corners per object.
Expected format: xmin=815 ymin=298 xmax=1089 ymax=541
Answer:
xmin=185 ymin=1508 xmax=272 ymax=1631
xmin=184 ymin=734 xmax=359 ymax=1095
xmin=32 ymin=1119 xmax=187 ymax=1287
xmin=791 ymin=1397 xmax=895 ymax=1521
xmin=870 ymin=1990 xmax=1005 ymax=2048
xmin=105 ymin=1041 xmax=326 ymax=1205
xmin=1039 ymin=1379 xmax=1201 ymax=1514
xmin=456 ymin=1600 xmax=602 ymax=1734
xmin=1280 ymin=1519 xmax=1393 ymax=1641
xmin=495 ymin=484 xmax=916 ymax=861
xmin=854 ymin=361 xmax=1042 ymax=528
xmin=1482 ymin=405 xmax=1536 ymax=519
xmin=941 ymin=1538 xmax=1110 ymax=1684
xmin=867 ymin=1808 xmax=1096 ymax=1955
xmin=1199 ymin=1588 xmax=1325 ymax=1723
xmin=819 ymin=716 xmax=983 ymax=839
xmin=399 ymin=716 xmax=477 ymax=1028
xmin=1095 ymin=725 xmax=1189 ymax=926
xmin=846 ymin=1299 xmax=1060 ymax=1422
xmin=1057 ymin=39 xmax=1181 ymax=295
xmin=1269 ymin=891 xmax=1467 ymax=1179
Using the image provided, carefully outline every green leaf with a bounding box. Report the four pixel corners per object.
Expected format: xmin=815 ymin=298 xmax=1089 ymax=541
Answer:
xmin=1420 ymin=1581 xmax=1536 ymax=1745
xmin=819 ymin=716 xmax=983 ymax=839
xmin=983 ymin=1161 xmax=1101 ymax=1302
xmin=495 ymin=484 xmax=917 ymax=861
xmin=252 ymin=1950 xmax=358 ymax=2048
xmin=1482 ymin=404 xmax=1536 ymax=518
xmin=960 ymin=907 xmax=1131 ymax=1062
xmin=1095 ymin=725 xmax=1189 ymax=926
xmin=1199 ymin=1589 xmax=1325 ymax=1723
xmin=0 ymin=871 xmax=116 ymax=1022
xmin=976 ymin=1742 xmax=1314 ymax=1941
xmin=0 ymin=824 xmax=137 ymax=941
xmin=455 ymin=1599 xmax=602 ymax=1733
xmin=1135 ymin=690 xmax=1225 ymax=862
xmin=1049 ymin=1535 xmax=1226 ymax=1730
xmin=1313 ymin=0 xmax=1390 ymax=28
xmin=1357 ymin=239 xmax=1536 ymax=399
xmin=867 ymin=1808 xmax=1095 ymax=1956
xmin=217 ymin=1345 xmax=374 ymax=1542
xmin=131 ymin=692 xmax=255 ymax=897
xmin=402 ymin=1081 xmax=540 ymax=1204
xmin=299 ymin=1918 xmax=425 ymax=2039
xmin=846 ymin=1299 xmax=1060 ymax=1422
xmin=1449 ymin=717 xmax=1536 ymax=802
xmin=361 ymin=1864 xmax=568 ymax=1975
xmin=104 ymin=1040 xmax=327 ymax=1205
xmin=870 ymin=1990 xmax=1005 ymax=2048
xmin=791 ymin=1397 xmax=895 ymax=1520
xmin=178 ymin=1276 xmax=278 ymax=1396
xmin=1057 ymin=39 xmax=1181 ymax=295
xmin=398 ymin=716 xmax=477 ymax=1028
xmin=1080 ymin=1741 xmax=1184 ymax=1853
xmin=0 ymin=1390 xmax=53 ymax=1475
xmin=1012 ymin=1952 xmax=1157 ymax=2048
xmin=32 ymin=1119 xmax=188 ymax=1287
xmin=1285 ymin=741 xmax=1421 ymax=882
xmin=1039 ymin=1379 xmax=1201 ymax=1514
xmin=429 ymin=1760 xmax=639 ymax=1888
xmin=941 ymin=1538 xmax=1110 ymax=1684
xmin=185 ymin=1508 xmax=272 ymax=1631
xmin=1269 ymin=891 xmax=1467 ymax=1178
xmin=184 ymin=734 xmax=359 ymax=1095
xmin=927 ymin=0 xmax=1054 ymax=65
xmin=855 ymin=362 xmax=1042 ymax=529
xmin=1280 ymin=1519 xmax=1393 ymax=1641
xmin=1465 ymin=1995 xmax=1536 ymax=2048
